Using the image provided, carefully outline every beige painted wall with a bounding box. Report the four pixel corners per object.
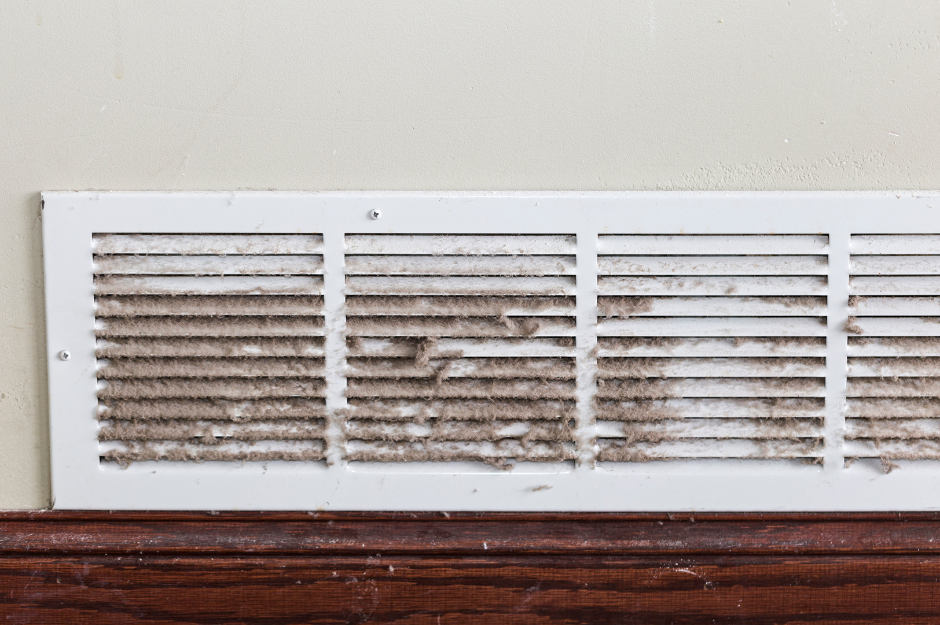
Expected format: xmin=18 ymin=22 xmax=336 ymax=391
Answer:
xmin=1 ymin=1 xmax=938 ymax=508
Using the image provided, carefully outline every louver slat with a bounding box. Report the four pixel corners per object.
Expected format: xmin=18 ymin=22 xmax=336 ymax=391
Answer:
xmin=96 ymin=337 xmax=325 ymax=358
xmin=595 ymin=235 xmax=827 ymax=464
xmin=95 ymin=275 xmax=323 ymax=295
xmin=847 ymin=234 xmax=940 ymax=469
xmin=343 ymin=234 xmax=578 ymax=468
xmin=93 ymin=234 xmax=327 ymax=466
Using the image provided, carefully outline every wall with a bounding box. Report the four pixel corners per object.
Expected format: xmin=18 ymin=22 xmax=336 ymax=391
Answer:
xmin=1 ymin=0 xmax=938 ymax=509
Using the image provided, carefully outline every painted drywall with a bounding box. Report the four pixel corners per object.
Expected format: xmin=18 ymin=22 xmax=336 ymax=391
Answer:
xmin=1 ymin=1 xmax=938 ymax=508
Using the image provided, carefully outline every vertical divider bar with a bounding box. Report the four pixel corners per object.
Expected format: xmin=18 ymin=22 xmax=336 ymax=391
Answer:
xmin=824 ymin=229 xmax=850 ymax=471
xmin=575 ymin=230 xmax=599 ymax=468
xmin=322 ymin=228 xmax=348 ymax=469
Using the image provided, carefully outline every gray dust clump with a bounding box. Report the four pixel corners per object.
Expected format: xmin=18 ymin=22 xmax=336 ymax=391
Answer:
xmin=880 ymin=457 xmax=900 ymax=473
xmin=598 ymin=297 xmax=654 ymax=318
xmin=414 ymin=337 xmax=438 ymax=368
xmin=843 ymin=317 xmax=864 ymax=335
xmin=777 ymin=296 xmax=826 ymax=310
xmin=596 ymin=443 xmax=656 ymax=463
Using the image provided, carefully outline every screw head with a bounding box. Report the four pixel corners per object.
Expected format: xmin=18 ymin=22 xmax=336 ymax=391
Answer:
xmin=58 ymin=350 xmax=71 ymax=361
xmin=369 ymin=209 xmax=381 ymax=220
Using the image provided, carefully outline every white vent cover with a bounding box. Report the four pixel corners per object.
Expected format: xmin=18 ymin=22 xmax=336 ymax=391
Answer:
xmin=41 ymin=192 xmax=940 ymax=510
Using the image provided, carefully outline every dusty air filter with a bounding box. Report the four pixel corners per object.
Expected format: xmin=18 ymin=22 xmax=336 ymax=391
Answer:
xmin=42 ymin=192 xmax=940 ymax=510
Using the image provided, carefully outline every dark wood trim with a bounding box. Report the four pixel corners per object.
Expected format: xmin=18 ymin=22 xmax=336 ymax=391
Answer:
xmin=2 ymin=511 xmax=940 ymax=555
xmin=2 ymin=512 xmax=940 ymax=623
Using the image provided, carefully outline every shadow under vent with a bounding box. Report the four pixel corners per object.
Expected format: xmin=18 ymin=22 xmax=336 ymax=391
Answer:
xmin=93 ymin=234 xmax=327 ymax=465
xmin=595 ymin=235 xmax=827 ymax=464
xmin=343 ymin=235 xmax=578 ymax=468
xmin=847 ymin=235 xmax=940 ymax=469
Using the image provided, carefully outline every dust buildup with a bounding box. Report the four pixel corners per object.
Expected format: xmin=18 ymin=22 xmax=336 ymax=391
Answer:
xmin=848 ymin=398 xmax=940 ymax=419
xmin=94 ymin=238 xmax=329 ymax=465
xmin=849 ymin=357 xmax=940 ymax=377
xmin=346 ymin=315 xmax=571 ymax=337
xmin=851 ymin=337 xmax=940 ymax=355
xmin=598 ymin=297 xmax=654 ymax=318
xmin=100 ymin=378 xmax=327 ymax=400
xmin=846 ymin=333 xmax=940 ymax=470
xmin=846 ymin=418 xmax=940 ymax=441
xmin=595 ymin=377 xmax=823 ymax=400
xmin=98 ymin=357 xmax=325 ymax=379
xmin=597 ymin=438 xmax=821 ymax=463
xmin=596 ymin=398 xmax=823 ymax=421
xmin=344 ymin=398 xmax=575 ymax=421
xmin=594 ymin=329 xmax=825 ymax=462
xmin=778 ymin=296 xmax=826 ymax=309
xmin=97 ymin=315 xmax=325 ymax=337
xmin=343 ymin=239 xmax=578 ymax=467
xmin=848 ymin=377 xmax=940 ymax=397
xmin=599 ymin=337 xmax=683 ymax=353
xmin=96 ymin=295 xmax=325 ymax=317
xmin=346 ymin=295 xmax=573 ymax=316
xmin=596 ymin=357 xmax=824 ymax=380
xmin=345 ymin=419 xmax=573 ymax=443
xmin=347 ymin=356 xmax=575 ymax=380
xmin=98 ymin=398 xmax=326 ymax=421
xmin=597 ymin=336 xmax=824 ymax=355
xmin=846 ymin=445 xmax=940 ymax=474
xmin=346 ymin=440 xmax=576 ymax=468
xmin=100 ymin=419 xmax=326 ymax=442
xmin=596 ymin=378 xmax=678 ymax=400
xmin=102 ymin=445 xmax=326 ymax=468
xmin=96 ymin=336 xmax=324 ymax=358
xmin=347 ymin=378 xmax=575 ymax=400
xmin=413 ymin=337 xmax=437 ymax=367
xmin=880 ymin=457 xmax=900 ymax=473
xmin=843 ymin=317 xmax=864 ymax=335
xmin=596 ymin=444 xmax=655 ymax=463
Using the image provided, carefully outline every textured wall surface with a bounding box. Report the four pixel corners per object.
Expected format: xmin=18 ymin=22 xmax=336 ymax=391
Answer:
xmin=1 ymin=1 xmax=938 ymax=508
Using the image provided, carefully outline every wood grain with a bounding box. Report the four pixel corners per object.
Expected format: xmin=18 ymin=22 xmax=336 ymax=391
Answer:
xmin=2 ymin=512 xmax=940 ymax=623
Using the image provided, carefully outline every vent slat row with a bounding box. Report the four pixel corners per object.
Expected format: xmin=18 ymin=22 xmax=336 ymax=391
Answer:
xmin=343 ymin=234 xmax=578 ymax=469
xmin=94 ymin=230 xmax=940 ymax=471
xmin=595 ymin=235 xmax=827 ymax=464
xmin=93 ymin=234 xmax=328 ymax=466
xmin=847 ymin=234 xmax=940 ymax=469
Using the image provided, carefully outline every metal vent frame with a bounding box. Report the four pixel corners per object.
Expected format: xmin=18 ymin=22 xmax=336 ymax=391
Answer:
xmin=42 ymin=191 xmax=940 ymax=510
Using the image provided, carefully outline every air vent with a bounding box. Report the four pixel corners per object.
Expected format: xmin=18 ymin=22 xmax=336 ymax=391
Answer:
xmin=343 ymin=235 xmax=578 ymax=468
xmin=43 ymin=192 xmax=940 ymax=510
xmin=846 ymin=235 xmax=940 ymax=470
xmin=595 ymin=235 xmax=828 ymax=464
xmin=93 ymin=234 xmax=328 ymax=465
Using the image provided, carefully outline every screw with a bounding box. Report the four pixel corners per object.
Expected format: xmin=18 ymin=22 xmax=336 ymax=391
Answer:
xmin=369 ymin=209 xmax=381 ymax=220
xmin=58 ymin=351 xmax=71 ymax=361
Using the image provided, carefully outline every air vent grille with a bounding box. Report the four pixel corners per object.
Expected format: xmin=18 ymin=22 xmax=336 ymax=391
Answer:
xmin=846 ymin=235 xmax=940 ymax=470
xmin=343 ymin=235 xmax=579 ymax=468
xmin=93 ymin=234 xmax=328 ymax=464
xmin=594 ymin=235 xmax=828 ymax=463
xmin=45 ymin=192 xmax=940 ymax=511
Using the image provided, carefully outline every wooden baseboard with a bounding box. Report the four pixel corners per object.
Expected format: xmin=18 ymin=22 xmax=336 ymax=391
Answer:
xmin=2 ymin=512 xmax=940 ymax=623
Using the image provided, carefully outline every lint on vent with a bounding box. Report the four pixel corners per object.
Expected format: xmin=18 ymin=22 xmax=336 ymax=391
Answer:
xmin=42 ymin=191 xmax=940 ymax=510
xmin=343 ymin=234 xmax=578 ymax=468
xmin=94 ymin=234 xmax=328 ymax=465
xmin=595 ymin=235 xmax=826 ymax=464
